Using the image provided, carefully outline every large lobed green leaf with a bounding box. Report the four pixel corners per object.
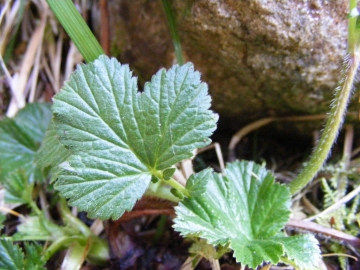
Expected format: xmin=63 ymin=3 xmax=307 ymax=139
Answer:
xmin=52 ymin=55 xmax=218 ymax=220
xmin=173 ymin=161 xmax=320 ymax=269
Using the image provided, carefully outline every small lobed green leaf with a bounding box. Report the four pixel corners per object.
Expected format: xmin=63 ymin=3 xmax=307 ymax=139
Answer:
xmin=186 ymin=168 xmax=212 ymax=197
xmin=174 ymin=160 xmax=315 ymax=269
xmin=52 ymin=55 xmax=218 ymax=220
xmin=4 ymin=169 xmax=33 ymax=205
xmin=163 ymin=168 xmax=176 ymax=180
xmin=0 ymin=103 xmax=52 ymax=183
xmin=151 ymin=175 xmax=160 ymax=183
xmin=0 ymin=240 xmax=46 ymax=270
xmin=23 ymin=242 xmax=46 ymax=270
xmin=0 ymin=239 xmax=24 ymax=270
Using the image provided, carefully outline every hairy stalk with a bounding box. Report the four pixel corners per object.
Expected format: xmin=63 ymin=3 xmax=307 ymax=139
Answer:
xmin=289 ymin=1 xmax=360 ymax=194
xmin=289 ymin=54 xmax=359 ymax=194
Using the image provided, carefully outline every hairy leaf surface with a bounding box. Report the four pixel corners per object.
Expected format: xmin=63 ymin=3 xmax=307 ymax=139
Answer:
xmin=174 ymin=161 xmax=320 ymax=269
xmin=52 ymin=56 xmax=218 ymax=219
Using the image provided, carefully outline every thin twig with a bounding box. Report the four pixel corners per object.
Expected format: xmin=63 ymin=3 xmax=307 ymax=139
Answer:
xmin=287 ymin=219 xmax=360 ymax=249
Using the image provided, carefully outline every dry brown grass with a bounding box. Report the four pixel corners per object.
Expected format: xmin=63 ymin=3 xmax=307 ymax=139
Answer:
xmin=0 ymin=0 xmax=84 ymax=118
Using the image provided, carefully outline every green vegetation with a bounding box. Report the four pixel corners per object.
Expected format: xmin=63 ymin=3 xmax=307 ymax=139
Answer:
xmin=0 ymin=0 xmax=359 ymax=269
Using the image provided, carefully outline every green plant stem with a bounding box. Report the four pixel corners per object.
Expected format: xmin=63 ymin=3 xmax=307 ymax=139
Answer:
xmin=58 ymin=197 xmax=92 ymax=237
xmin=58 ymin=197 xmax=109 ymax=261
xmin=42 ymin=235 xmax=84 ymax=262
xmin=166 ymin=177 xmax=190 ymax=197
xmin=46 ymin=0 xmax=104 ymax=62
xmin=161 ymin=0 xmax=184 ymax=65
xmin=289 ymin=1 xmax=360 ymax=194
xmin=145 ymin=182 xmax=180 ymax=203
xmin=280 ymin=256 xmax=298 ymax=268
xmin=28 ymin=200 xmax=42 ymax=217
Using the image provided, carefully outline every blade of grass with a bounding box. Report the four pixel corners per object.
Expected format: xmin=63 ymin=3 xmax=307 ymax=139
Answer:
xmin=161 ymin=0 xmax=184 ymax=65
xmin=46 ymin=0 xmax=104 ymax=62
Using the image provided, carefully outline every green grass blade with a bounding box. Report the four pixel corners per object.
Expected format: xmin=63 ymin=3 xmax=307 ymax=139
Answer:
xmin=161 ymin=0 xmax=184 ymax=65
xmin=46 ymin=0 xmax=104 ymax=62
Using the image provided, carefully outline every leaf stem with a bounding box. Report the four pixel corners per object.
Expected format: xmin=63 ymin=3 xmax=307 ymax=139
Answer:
xmin=58 ymin=197 xmax=93 ymax=237
xmin=166 ymin=177 xmax=190 ymax=197
xmin=28 ymin=200 xmax=42 ymax=217
xmin=46 ymin=0 xmax=104 ymax=62
xmin=42 ymin=235 xmax=84 ymax=262
xmin=289 ymin=1 xmax=360 ymax=195
xmin=145 ymin=183 xmax=180 ymax=203
xmin=280 ymin=256 xmax=298 ymax=268
xmin=57 ymin=197 xmax=109 ymax=261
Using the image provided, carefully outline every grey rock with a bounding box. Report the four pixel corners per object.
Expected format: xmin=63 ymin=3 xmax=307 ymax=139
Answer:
xmin=101 ymin=0 xmax=354 ymax=130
